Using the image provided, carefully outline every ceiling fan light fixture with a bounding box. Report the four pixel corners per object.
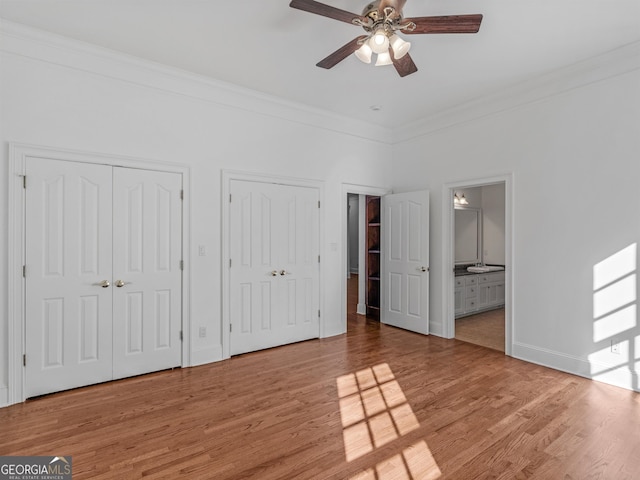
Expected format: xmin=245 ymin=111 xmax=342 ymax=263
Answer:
xmin=375 ymin=51 xmax=393 ymax=67
xmin=369 ymin=29 xmax=389 ymax=54
xmin=354 ymin=42 xmax=373 ymax=64
xmin=389 ymin=34 xmax=411 ymax=59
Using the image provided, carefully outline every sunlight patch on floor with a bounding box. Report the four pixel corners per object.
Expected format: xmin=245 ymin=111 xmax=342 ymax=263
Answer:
xmin=348 ymin=441 xmax=441 ymax=480
xmin=337 ymin=363 xmax=442 ymax=479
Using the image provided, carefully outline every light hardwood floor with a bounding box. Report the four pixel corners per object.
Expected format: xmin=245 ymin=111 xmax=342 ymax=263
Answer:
xmin=455 ymin=308 xmax=506 ymax=353
xmin=1 ymin=292 xmax=640 ymax=478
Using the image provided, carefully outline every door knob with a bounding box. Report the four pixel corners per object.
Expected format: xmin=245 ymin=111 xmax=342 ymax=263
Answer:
xmin=99 ymin=280 xmax=110 ymax=288
xmin=419 ymin=266 xmax=429 ymax=272
xmin=271 ymin=270 xmax=279 ymax=276
xmin=280 ymin=270 xmax=288 ymax=276
xmin=115 ymin=280 xmax=127 ymax=288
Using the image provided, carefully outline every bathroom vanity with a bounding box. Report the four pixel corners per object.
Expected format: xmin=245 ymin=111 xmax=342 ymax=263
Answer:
xmin=454 ymin=270 xmax=505 ymax=318
xmin=454 ymin=205 xmax=505 ymax=318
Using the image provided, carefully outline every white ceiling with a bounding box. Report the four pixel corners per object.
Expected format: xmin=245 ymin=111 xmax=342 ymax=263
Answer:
xmin=2 ymin=0 xmax=640 ymax=129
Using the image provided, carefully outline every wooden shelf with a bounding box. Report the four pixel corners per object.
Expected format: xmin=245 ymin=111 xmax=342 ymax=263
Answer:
xmin=366 ymin=195 xmax=381 ymax=320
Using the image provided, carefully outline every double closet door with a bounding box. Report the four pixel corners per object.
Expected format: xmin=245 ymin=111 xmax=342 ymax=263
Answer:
xmin=25 ymin=158 xmax=183 ymax=398
xmin=229 ymin=180 xmax=320 ymax=356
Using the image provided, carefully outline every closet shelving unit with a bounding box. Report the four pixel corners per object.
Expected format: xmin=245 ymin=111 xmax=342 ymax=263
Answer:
xmin=366 ymin=196 xmax=381 ymax=320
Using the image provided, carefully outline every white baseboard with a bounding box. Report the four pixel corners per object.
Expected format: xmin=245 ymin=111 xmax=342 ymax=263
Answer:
xmin=0 ymin=386 xmax=8 ymax=408
xmin=357 ymin=303 xmax=367 ymax=315
xmin=428 ymin=320 xmax=443 ymax=337
xmin=513 ymin=342 xmax=639 ymax=393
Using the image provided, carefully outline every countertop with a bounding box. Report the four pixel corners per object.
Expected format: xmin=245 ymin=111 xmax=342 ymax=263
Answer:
xmin=454 ymin=265 xmax=505 ymax=277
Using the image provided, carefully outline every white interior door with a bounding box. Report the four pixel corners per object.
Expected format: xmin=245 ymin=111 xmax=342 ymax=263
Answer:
xmin=25 ymin=158 xmax=114 ymax=397
xmin=381 ymin=191 xmax=430 ymax=334
xmin=229 ymin=180 xmax=320 ymax=355
xmin=25 ymin=160 xmax=182 ymax=397
xmin=112 ymin=168 xmax=183 ymax=379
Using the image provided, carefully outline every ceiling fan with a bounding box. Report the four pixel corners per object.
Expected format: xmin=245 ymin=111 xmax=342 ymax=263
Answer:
xmin=289 ymin=0 xmax=483 ymax=77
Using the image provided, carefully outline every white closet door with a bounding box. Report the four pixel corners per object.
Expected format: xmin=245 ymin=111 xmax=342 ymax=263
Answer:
xmin=25 ymin=158 xmax=114 ymax=397
xmin=381 ymin=191 xmax=430 ymax=335
xmin=112 ymin=168 xmax=183 ymax=379
xmin=229 ymin=180 xmax=319 ymax=355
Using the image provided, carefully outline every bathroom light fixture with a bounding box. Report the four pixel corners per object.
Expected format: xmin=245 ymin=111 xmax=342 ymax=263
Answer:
xmin=454 ymin=193 xmax=469 ymax=206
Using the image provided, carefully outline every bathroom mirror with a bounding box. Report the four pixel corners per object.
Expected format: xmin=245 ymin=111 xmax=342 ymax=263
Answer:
xmin=455 ymin=207 xmax=482 ymax=265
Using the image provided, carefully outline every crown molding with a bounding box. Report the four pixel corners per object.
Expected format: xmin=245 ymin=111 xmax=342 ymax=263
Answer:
xmin=0 ymin=19 xmax=393 ymax=145
xmin=393 ymin=40 xmax=640 ymax=144
xmin=3 ymin=18 xmax=638 ymax=147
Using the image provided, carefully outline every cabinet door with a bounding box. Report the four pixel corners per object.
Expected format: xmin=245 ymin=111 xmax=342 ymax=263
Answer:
xmin=477 ymin=284 xmax=490 ymax=309
xmin=454 ymin=287 xmax=464 ymax=315
xmin=495 ymin=283 xmax=506 ymax=305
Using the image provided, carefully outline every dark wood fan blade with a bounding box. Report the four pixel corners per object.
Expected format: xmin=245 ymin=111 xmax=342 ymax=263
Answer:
xmin=290 ymin=0 xmax=364 ymax=25
xmin=391 ymin=50 xmax=418 ymax=77
xmin=317 ymin=36 xmax=368 ymax=69
xmin=402 ymin=14 xmax=483 ymax=34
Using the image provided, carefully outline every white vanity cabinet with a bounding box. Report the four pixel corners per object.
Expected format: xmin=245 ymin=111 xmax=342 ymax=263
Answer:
xmin=455 ymin=271 xmax=505 ymax=318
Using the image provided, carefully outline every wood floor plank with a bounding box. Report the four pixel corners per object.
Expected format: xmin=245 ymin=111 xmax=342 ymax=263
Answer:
xmin=1 ymin=290 xmax=640 ymax=479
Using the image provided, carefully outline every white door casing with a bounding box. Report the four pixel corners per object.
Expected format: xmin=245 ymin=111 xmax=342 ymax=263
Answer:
xmin=24 ymin=159 xmax=182 ymax=397
xmin=112 ymin=168 xmax=183 ymax=379
xmin=229 ymin=180 xmax=320 ymax=355
xmin=25 ymin=158 xmax=114 ymax=397
xmin=381 ymin=191 xmax=430 ymax=335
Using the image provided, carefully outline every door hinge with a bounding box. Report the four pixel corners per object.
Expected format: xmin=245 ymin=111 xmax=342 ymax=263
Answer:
xmin=179 ymin=331 xmax=183 ymax=341
xmin=180 ymin=190 xmax=184 ymax=200
xmin=179 ymin=260 xmax=184 ymax=270
xmin=229 ymin=194 xmax=232 ymax=203
xmin=318 ymin=201 xmax=320 ymax=208
xmin=318 ymin=255 xmax=320 ymax=263
xmin=22 ymin=175 xmax=26 ymax=189
xmin=22 ymin=265 xmax=26 ymax=278
xmin=229 ymin=259 xmax=232 ymax=268
xmin=23 ymin=354 xmax=26 ymax=367
xmin=230 ymin=323 xmax=232 ymax=332
xmin=318 ymin=310 xmax=321 ymax=318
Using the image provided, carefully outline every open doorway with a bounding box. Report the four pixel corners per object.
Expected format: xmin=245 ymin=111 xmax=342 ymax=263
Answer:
xmin=342 ymin=185 xmax=390 ymax=332
xmin=444 ymin=176 xmax=512 ymax=355
xmin=346 ymin=193 xmax=381 ymax=326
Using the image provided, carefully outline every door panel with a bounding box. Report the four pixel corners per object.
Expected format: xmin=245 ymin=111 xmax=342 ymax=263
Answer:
xmin=381 ymin=191 xmax=430 ymax=335
xmin=25 ymin=158 xmax=113 ymax=397
xmin=230 ymin=180 xmax=319 ymax=355
xmin=112 ymin=168 xmax=182 ymax=379
xmin=25 ymin=161 xmax=183 ymax=397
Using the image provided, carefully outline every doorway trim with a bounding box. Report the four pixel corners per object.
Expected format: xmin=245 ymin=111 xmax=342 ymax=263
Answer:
xmin=7 ymin=143 xmax=191 ymax=407
xmin=341 ymin=183 xmax=391 ymax=332
xmin=221 ymin=170 xmax=325 ymax=360
xmin=442 ymin=174 xmax=514 ymax=355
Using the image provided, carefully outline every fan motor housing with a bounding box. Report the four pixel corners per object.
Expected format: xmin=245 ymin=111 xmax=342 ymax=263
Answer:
xmin=361 ymin=0 xmax=405 ymax=26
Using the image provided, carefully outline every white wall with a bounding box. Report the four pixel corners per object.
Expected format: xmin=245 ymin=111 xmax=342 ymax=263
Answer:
xmin=391 ymin=47 xmax=640 ymax=391
xmin=2 ymin=22 xmax=639 ymax=402
xmin=347 ymin=194 xmax=359 ymax=274
xmin=0 ymin=23 xmax=394 ymax=405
